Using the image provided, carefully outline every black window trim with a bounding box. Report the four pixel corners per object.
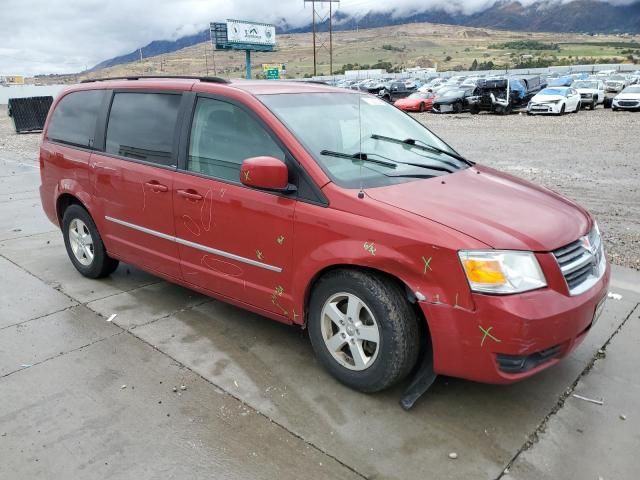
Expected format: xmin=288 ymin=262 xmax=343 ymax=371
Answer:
xmin=46 ymin=89 xmax=109 ymax=151
xmin=177 ymin=92 xmax=328 ymax=207
xmin=96 ymin=88 xmax=188 ymax=171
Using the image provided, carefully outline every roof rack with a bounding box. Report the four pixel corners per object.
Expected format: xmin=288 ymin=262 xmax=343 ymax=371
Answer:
xmin=80 ymin=75 xmax=230 ymax=84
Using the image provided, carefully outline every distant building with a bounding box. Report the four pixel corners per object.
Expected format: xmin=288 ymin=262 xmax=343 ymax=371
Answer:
xmin=0 ymin=75 xmax=25 ymax=85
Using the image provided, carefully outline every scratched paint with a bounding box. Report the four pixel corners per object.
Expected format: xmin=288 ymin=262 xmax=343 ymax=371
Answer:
xmin=256 ymin=249 xmax=264 ymax=261
xmin=479 ymin=325 xmax=501 ymax=347
xmin=201 ymin=189 xmax=214 ymax=232
xmin=243 ymin=170 xmax=251 ymax=182
xmin=276 ymin=235 xmax=285 ymax=245
xmin=363 ymin=241 xmax=376 ymax=256
xmin=201 ymin=254 xmax=244 ymax=277
xmin=271 ymin=285 xmax=288 ymax=315
xmin=421 ymin=256 xmax=433 ymax=275
xmin=183 ymin=214 xmax=201 ymax=237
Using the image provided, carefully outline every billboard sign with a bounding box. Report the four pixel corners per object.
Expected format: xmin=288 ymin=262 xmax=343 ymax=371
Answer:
xmin=226 ymin=20 xmax=276 ymax=47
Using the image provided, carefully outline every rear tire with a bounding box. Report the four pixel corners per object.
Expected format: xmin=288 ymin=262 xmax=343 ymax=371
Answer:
xmin=62 ymin=205 xmax=119 ymax=279
xmin=308 ymin=269 xmax=420 ymax=393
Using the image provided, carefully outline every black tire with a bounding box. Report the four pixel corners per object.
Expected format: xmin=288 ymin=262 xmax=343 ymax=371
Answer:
xmin=575 ymin=102 xmax=580 ymax=113
xmin=590 ymin=100 xmax=596 ymax=110
xmin=470 ymin=104 xmax=480 ymax=115
xmin=419 ymin=102 xmax=425 ymax=113
xmin=308 ymin=269 xmax=420 ymax=393
xmin=559 ymin=104 xmax=566 ymax=116
xmin=62 ymin=204 xmax=119 ymax=279
xmin=454 ymin=101 xmax=463 ymax=113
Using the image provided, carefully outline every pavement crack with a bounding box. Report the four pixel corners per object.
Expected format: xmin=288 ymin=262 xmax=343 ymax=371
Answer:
xmin=0 ymin=331 xmax=123 ymax=380
xmin=124 ymin=328 xmax=370 ymax=480
xmin=495 ymin=301 xmax=640 ymax=479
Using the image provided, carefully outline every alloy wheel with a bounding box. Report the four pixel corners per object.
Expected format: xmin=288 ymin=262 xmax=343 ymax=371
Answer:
xmin=320 ymin=292 xmax=380 ymax=371
xmin=68 ymin=218 xmax=94 ymax=266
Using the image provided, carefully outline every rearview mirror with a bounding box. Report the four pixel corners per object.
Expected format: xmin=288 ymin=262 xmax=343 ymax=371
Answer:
xmin=240 ymin=156 xmax=295 ymax=193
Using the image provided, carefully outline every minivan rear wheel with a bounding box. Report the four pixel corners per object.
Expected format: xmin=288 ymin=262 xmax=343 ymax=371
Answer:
xmin=62 ymin=205 xmax=119 ymax=278
xmin=308 ymin=269 xmax=420 ymax=392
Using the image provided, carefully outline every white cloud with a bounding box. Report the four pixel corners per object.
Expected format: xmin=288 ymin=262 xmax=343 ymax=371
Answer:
xmin=0 ymin=0 xmax=637 ymax=76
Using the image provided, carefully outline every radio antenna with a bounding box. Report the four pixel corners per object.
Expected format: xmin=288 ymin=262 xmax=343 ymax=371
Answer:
xmin=357 ymin=93 xmax=364 ymax=199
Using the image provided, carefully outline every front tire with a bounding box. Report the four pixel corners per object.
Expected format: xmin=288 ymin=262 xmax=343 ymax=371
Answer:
xmin=62 ymin=204 xmax=119 ymax=279
xmin=419 ymin=102 xmax=425 ymax=112
xmin=308 ymin=269 xmax=420 ymax=393
xmin=454 ymin=101 xmax=463 ymax=113
xmin=559 ymin=104 xmax=566 ymax=116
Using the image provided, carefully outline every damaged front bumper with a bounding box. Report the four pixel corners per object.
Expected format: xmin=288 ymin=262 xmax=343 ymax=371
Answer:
xmin=419 ymin=261 xmax=610 ymax=385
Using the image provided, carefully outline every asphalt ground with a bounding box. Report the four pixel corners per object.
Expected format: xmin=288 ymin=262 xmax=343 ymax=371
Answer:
xmin=1 ymin=106 xmax=639 ymax=479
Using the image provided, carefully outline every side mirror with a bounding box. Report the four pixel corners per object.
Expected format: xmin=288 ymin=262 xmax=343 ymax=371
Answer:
xmin=240 ymin=156 xmax=295 ymax=193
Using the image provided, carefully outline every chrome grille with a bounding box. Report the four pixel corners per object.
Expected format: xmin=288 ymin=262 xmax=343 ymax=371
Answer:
xmin=552 ymin=226 xmax=605 ymax=296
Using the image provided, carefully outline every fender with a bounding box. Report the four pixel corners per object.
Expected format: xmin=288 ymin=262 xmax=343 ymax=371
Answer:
xmin=55 ymin=178 xmax=96 ymax=222
xmin=290 ymin=237 xmax=477 ymax=326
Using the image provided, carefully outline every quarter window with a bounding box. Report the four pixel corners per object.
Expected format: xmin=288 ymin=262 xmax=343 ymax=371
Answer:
xmin=47 ymin=90 xmax=105 ymax=148
xmin=106 ymin=92 xmax=181 ymax=166
xmin=188 ymin=97 xmax=285 ymax=182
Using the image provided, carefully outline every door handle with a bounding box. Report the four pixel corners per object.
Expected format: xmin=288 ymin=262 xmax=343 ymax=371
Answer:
xmin=177 ymin=189 xmax=203 ymax=201
xmin=145 ymin=181 xmax=168 ymax=193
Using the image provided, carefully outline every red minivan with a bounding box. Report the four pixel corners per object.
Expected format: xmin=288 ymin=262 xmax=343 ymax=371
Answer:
xmin=39 ymin=77 xmax=609 ymax=406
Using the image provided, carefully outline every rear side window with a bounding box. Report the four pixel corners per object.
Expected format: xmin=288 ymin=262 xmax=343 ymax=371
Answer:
xmin=106 ymin=92 xmax=181 ymax=166
xmin=47 ymin=90 xmax=105 ymax=148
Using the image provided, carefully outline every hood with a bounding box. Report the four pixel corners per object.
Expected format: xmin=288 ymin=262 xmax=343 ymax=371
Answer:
xmin=615 ymin=92 xmax=640 ymax=100
xmin=366 ymin=166 xmax=591 ymax=251
xmin=532 ymin=94 xmax=564 ymax=102
xmin=576 ymin=88 xmax=597 ymax=94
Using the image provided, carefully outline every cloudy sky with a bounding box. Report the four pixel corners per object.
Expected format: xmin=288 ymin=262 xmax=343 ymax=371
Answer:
xmin=1 ymin=0 xmax=636 ymax=76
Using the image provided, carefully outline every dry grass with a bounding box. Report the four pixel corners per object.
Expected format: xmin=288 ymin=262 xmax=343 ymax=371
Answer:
xmin=75 ymin=22 xmax=639 ymax=81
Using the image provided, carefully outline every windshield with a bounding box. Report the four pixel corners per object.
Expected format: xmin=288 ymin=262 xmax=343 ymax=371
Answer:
xmin=441 ymin=89 xmax=464 ymax=97
xmin=573 ymin=81 xmax=598 ymax=89
xmin=539 ymin=88 xmax=567 ymax=96
xmin=259 ymin=93 xmax=467 ymax=188
xmin=622 ymin=86 xmax=640 ymax=93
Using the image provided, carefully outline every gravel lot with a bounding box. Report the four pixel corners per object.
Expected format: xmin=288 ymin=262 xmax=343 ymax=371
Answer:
xmin=1 ymin=105 xmax=638 ymax=269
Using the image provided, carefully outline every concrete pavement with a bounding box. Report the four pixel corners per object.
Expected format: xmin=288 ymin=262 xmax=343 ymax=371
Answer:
xmin=1 ymin=154 xmax=639 ymax=479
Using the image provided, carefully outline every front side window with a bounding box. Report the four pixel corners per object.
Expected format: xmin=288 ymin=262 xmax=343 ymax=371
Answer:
xmin=47 ymin=90 xmax=105 ymax=148
xmin=106 ymin=92 xmax=181 ymax=166
xmin=259 ymin=93 xmax=468 ymax=189
xmin=187 ymin=97 xmax=285 ymax=182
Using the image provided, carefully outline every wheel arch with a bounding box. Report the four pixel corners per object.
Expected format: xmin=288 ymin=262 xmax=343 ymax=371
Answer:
xmin=56 ymin=192 xmax=89 ymax=226
xmin=302 ymin=264 xmax=431 ymax=346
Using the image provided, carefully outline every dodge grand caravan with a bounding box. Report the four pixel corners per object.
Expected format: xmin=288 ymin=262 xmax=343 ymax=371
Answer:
xmin=39 ymin=77 xmax=609 ymax=405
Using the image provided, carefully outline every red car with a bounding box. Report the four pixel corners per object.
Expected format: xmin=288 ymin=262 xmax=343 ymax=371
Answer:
xmin=39 ymin=77 xmax=609 ymax=407
xmin=394 ymin=92 xmax=435 ymax=112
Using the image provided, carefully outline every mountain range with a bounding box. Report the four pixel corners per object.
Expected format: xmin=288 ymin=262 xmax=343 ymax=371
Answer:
xmin=92 ymin=0 xmax=640 ymax=71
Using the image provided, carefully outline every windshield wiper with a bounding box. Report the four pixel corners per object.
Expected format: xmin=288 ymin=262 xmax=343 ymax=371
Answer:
xmin=320 ymin=149 xmax=454 ymax=174
xmin=371 ymin=134 xmax=474 ymax=166
xmin=320 ymin=150 xmax=397 ymax=168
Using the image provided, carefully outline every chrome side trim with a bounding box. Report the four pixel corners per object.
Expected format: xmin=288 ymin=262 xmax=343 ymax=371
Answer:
xmin=105 ymin=216 xmax=282 ymax=273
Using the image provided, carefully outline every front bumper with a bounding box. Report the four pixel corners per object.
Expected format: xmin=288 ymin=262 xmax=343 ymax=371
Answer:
xmin=420 ymin=261 xmax=610 ymax=384
xmin=613 ymin=99 xmax=640 ymax=110
xmin=528 ymin=103 xmax=562 ymax=114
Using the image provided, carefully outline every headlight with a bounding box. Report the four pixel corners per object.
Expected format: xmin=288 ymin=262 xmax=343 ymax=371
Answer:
xmin=458 ymin=250 xmax=547 ymax=294
xmin=549 ymin=99 xmax=561 ymax=104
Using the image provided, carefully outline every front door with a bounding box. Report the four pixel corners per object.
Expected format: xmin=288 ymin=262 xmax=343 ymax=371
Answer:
xmin=90 ymin=91 xmax=183 ymax=279
xmin=173 ymin=96 xmax=296 ymax=320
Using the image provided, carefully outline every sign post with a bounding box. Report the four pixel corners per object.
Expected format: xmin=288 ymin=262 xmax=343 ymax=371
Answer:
xmin=210 ymin=20 xmax=276 ymax=80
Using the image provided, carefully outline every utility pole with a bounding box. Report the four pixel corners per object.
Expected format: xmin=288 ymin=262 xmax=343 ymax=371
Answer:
xmin=305 ymin=0 xmax=340 ymax=77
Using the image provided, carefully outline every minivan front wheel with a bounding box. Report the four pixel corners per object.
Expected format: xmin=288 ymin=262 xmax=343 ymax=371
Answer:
xmin=308 ymin=269 xmax=420 ymax=392
xmin=62 ymin=205 xmax=119 ymax=278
